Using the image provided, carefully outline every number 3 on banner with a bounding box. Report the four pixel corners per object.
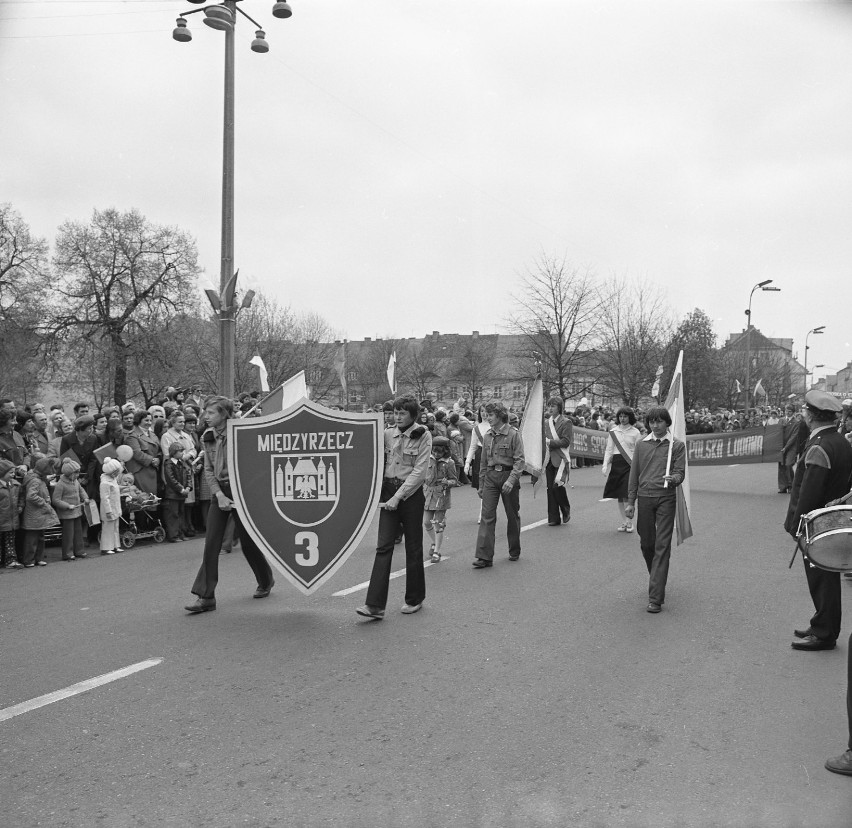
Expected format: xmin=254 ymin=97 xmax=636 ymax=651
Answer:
xmin=294 ymin=532 xmax=319 ymax=566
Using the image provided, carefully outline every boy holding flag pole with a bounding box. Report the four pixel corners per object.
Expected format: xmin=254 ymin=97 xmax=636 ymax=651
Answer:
xmin=624 ymin=351 xmax=692 ymax=613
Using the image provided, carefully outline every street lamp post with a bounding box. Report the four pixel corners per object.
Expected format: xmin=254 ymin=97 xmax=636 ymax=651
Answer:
xmin=173 ymin=0 xmax=292 ymax=399
xmin=743 ymin=280 xmax=781 ymax=415
xmin=804 ymin=325 xmax=826 ymax=380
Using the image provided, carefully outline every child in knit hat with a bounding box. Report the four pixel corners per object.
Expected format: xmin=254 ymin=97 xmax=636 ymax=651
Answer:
xmin=20 ymin=457 xmax=59 ymax=567
xmin=52 ymin=457 xmax=91 ymax=561
xmin=99 ymin=457 xmax=123 ymax=555
xmin=0 ymin=458 xmax=24 ymax=568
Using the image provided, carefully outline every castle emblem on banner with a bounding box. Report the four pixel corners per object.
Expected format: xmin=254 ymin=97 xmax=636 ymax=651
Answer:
xmin=274 ymin=454 xmax=339 ymax=502
xmin=271 ymin=453 xmax=341 ymax=527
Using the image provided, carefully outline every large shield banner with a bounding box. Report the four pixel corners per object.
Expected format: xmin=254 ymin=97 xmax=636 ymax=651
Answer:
xmin=228 ymin=400 xmax=383 ymax=595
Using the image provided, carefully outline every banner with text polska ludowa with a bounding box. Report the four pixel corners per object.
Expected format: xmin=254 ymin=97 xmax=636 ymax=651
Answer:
xmin=570 ymin=423 xmax=785 ymax=466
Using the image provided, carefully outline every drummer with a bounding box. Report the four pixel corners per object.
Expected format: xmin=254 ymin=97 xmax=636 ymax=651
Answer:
xmin=784 ymin=390 xmax=852 ymax=652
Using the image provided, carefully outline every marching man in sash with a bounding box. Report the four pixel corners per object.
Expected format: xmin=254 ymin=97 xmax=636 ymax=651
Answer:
xmin=357 ymin=395 xmax=432 ymax=619
xmin=602 ymin=407 xmax=642 ymax=532
xmin=544 ymin=397 xmax=572 ymax=527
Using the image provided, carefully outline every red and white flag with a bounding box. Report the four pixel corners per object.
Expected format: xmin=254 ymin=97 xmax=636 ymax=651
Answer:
xmin=664 ymin=350 xmax=693 ymax=545
xmin=518 ymin=376 xmax=546 ymax=497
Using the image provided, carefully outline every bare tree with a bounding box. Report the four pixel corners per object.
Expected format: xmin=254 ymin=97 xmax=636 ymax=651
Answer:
xmin=596 ymin=276 xmax=672 ymax=407
xmin=508 ymin=255 xmax=603 ymax=399
xmin=449 ymin=335 xmax=498 ymax=410
xmin=50 ymin=208 xmax=201 ymax=406
xmin=397 ymin=338 xmax=447 ymax=401
xmin=0 ymin=205 xmax=50 ymax=401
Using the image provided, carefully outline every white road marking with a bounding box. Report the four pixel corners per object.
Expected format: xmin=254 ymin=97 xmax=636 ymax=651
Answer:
xmin=521 ymin=518 xmax=549 ymax=532
xmin=335 ymin=516 xmax=554 ymax=597
xmin=333 ymin=557 xmax=450 ymax=597
xmin=0 ymin=658 xmax=163 ymax=724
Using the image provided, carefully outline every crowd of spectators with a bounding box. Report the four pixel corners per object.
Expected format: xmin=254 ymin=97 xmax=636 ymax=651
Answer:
xmin=3 ymin=386 xmax=850 ymax=570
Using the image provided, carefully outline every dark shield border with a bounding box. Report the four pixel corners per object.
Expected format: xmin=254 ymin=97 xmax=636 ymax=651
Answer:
xmin=228 ymin=399 xmax=383 ymax=595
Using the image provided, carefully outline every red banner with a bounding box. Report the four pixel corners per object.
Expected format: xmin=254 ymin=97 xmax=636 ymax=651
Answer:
xmin=570 ymin=423 xmax=784 ymax=465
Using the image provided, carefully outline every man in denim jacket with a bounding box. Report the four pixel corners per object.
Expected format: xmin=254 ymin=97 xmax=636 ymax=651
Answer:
xmin=473 ymin=402 xmax=525 ymax=568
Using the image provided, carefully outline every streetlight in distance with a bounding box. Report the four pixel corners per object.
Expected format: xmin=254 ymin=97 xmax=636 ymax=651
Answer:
xmin=743 ymin=280 xmax=781 ymax=414
xmin=172 ymin=0 xmax=293 ymax=399
xmin=804 ymin=325 xmax=826 ymax=377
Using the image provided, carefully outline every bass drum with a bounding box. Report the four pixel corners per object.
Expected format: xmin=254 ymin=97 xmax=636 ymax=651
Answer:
xmin=797 ymin=505 xmax=852 ymax=572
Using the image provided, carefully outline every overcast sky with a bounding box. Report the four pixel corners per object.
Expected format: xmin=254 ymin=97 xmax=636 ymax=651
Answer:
xmin=2 ymin=0 xmax=851 ymax=385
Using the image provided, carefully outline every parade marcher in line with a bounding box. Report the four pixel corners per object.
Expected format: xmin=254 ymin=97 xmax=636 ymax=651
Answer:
xmin=464 ymin=405 xmax=489 ymax=523
xmin=51 ymin=458 xmax=90 ymax=561
xmin=185 ymin=396 xmax=275 ymax=614
xmin=99 ymin=457 xmax=123 ymax=556
xmin=602 ymin=406 xmax=642 ymax=532
xmin=0 ymin=458 xmax=23 ymax=568
xmin=473 ymin=401 xmax=525 ymax=568
xmin=544 ymin=396 xmax=572 ymax=526
xmin=784 ymin=391 xmax=852 ymax=651
xmin=357 ymin=395 xmax=432 ymax=619
xmin=422 ymin=436 xmax=459 ymax=563
xmin=20 ymin=457 xmax=58 ymax=568
xmin=624 ymin=407 xmax=686 ymax=613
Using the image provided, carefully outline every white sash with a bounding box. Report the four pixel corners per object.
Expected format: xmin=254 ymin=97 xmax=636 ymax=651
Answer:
xmin=548 ymin=417 xmax=571 ymax=487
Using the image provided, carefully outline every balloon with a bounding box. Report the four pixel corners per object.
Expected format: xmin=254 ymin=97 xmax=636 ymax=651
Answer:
xmin=116 ymin=445 xmax=134 ymax=463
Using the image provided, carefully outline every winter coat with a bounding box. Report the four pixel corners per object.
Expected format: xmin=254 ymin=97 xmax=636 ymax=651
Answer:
xmin=0 ymin=478 xmax=23 ymax=532
xmin=124 ymin=428 xmax=161 ymax=495
xmin=163 ymin=458 xmax=190 ymax=500
xmin=52 ymin=475 xmax=89 ymax=520
xmin=21 ymin=471 xmax=59 ymax=530
xmin=423 ymin=456 xmax=459 ymax=511
xmin=99 ymin=475 xmax=122 ymax=522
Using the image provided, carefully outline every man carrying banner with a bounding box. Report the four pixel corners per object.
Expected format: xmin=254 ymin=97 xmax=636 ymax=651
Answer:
xmin=357 ymin=395 xmax=432 ymax=619
xmin=473 ymin=402 xmax=525 ymax=567
xmin=625 ymin=407 xmax=686 ymax=613
xmin=184 ymin=396 xmax=275 ymax=614
xmin=544 ymin=397 xmax=572 ymax=526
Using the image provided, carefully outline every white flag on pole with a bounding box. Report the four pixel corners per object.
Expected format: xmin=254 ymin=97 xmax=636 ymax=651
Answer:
xmin=249 ymin=355 xmax=269 ymax=393
xmin=663 ymin=350 xmax=693 ymax=545
xmin=386 ymin=351 xmax=397 ymax=395
xmin=518 ymin=375 xmax=546 ymax=497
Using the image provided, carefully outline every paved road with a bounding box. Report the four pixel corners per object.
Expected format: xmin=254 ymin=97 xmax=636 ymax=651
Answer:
xmin=2 ymin=463 xmax=851 ymax=827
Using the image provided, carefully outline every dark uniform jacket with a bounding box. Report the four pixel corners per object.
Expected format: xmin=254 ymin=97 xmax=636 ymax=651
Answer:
xmin=784 ymin=425 xmax=852 ymax=537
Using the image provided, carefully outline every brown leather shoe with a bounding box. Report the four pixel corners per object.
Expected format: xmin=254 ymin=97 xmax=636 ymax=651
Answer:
xmin=791 ymin=634 xmax=835 ymax=651
xmin=185 ymin=598 xmax=216 ymax=614
xmin=647 ymin=602 xmax=662 ymax=613
xmin=825 ymin=750 xmax=852 ymax=776
xmin=253 ymin=582 xmax=274 ymax=599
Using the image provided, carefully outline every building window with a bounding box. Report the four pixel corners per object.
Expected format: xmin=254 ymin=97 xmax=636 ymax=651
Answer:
xmin=348 ymin=391 xmax=359 ymax=404
xmin=347 ymin=371 xmax=357 ymax=382
xmin=493 ymin=385 xmax=503 ymax=398
xmin=449 ymin=385 xmax=458 ymax=399
xmin=308 ymin=369 xmax=322 ymax=384
xmin=513 ymin=384 xmax=523 ymax=399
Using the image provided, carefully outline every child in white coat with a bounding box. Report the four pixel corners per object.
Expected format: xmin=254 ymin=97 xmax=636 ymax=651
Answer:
xmin=99 ymin=457 xmax=123 ymax=555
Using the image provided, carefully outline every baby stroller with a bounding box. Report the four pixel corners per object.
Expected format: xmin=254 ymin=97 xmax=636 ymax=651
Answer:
xmin=118 ymin=494 xmax=166 ymax=548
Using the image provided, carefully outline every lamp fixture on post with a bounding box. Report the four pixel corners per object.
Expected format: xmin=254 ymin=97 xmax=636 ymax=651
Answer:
xmin=804 ymin=325 xmax=826 ymax=378
xmin=172 ymin=0 xmax=292 ymax=398
xmin=743 ymin=279 xmax=781 ymax=415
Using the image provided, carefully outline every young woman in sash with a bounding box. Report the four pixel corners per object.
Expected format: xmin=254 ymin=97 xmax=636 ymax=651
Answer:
xmin=602 ymin=407 xmax=641 ymax=532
